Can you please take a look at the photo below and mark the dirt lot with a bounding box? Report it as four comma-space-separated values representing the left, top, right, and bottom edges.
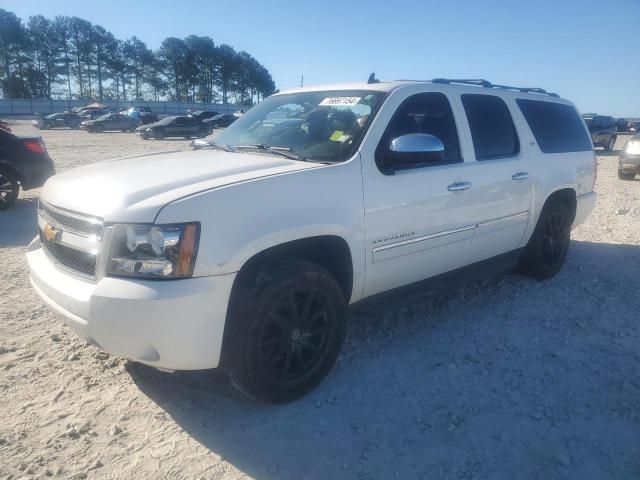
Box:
0, 121, 639, 480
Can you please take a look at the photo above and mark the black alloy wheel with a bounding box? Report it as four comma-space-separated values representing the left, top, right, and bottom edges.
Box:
258, 287, 336, 385
224, 260, 347, 403
0, 169, 19, 210
541, 212, 567, 267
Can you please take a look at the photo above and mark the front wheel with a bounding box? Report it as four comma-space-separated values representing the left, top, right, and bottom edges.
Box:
198, 128, 207, 138
223, 260, 348, 403
154, 128, 165, 139
519, 202, 571, 280
618, 170, 636, 180
94, 125, 104, 133
0, 168, 19, 211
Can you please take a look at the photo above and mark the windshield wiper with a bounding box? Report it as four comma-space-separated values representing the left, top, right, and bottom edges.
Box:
233, 144, 313, 162
200, 140, 236, 152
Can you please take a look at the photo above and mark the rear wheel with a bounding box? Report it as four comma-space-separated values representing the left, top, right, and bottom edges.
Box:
198, 128, 207, 138
519, 201, 571, 280
223, 260, 347, 403
0, 168, 19, 211
605, 136, 616, 151
618, 170, 636, 180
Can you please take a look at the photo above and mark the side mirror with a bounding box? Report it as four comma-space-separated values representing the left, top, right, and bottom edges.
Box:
385, 133, 445, 167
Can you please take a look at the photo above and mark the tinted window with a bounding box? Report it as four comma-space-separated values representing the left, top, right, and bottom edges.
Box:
517, 99, 592, 153
461, 94, 519, 160
380, 92, 462, 165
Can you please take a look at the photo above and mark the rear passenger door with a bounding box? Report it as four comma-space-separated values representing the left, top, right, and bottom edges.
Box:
457, 93, 532, 263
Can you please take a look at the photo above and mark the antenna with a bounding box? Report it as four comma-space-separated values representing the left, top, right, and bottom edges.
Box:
301, 74, 304, 88
367, 73, 379, 84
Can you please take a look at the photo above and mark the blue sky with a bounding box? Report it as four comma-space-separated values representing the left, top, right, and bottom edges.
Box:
3, 0, 639, 116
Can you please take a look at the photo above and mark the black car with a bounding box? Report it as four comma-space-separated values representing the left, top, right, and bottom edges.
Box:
81, 113, 140, 133
189, 110, 219, 121
136, 116, 208, 139
0, 129, 55, 210
32, 112, 82, 130
616, 118, 630, 133
582, 114, 617, 151
202, 113, 242, 132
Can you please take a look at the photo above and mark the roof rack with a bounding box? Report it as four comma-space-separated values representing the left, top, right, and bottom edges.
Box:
414, 78, 560, 98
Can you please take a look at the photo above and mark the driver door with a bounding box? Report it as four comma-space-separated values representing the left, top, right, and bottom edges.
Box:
360, 89, 477, 297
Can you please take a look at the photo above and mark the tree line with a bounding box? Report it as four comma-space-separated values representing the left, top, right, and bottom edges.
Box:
0, 8, 276, 105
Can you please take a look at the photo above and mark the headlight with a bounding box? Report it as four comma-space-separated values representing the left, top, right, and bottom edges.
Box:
106, 223, 199, 279
625, 141, 640, 155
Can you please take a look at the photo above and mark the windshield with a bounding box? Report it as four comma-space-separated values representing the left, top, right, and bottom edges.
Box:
96, 114, 112, 121
156, 116, 175, 125
213, 90, 385, 162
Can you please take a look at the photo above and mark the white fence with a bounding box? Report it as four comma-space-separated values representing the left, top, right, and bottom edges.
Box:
0, 99, 251, 116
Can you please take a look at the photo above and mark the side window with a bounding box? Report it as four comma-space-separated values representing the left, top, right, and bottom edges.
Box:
379, 92, 462, 166
516, 99, 592, 153
461, 94, 519, 160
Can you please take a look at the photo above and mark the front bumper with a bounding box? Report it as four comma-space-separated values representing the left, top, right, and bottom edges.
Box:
573, 191, 597, 228
27, 242, 236, 370
618, 153, 640, 173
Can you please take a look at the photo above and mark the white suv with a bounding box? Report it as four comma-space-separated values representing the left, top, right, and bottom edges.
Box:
27, 78, 597, 402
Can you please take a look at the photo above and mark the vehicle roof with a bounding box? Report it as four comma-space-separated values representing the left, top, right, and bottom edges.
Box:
277, 80, 572, 104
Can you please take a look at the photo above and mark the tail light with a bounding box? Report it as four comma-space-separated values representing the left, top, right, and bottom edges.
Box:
23, 139, 46, 155
592, 151, 598, 191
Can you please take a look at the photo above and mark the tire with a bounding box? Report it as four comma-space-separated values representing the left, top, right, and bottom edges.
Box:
518, 201, 571, 280
198, 128, 207, 138
0, 168, 19, 211
618, 170, 636, 180
154, 128, 165, 139
41, 123, 51, 130
604, 136, 616, 151
223, 260, 347, 403
71, 123, 80, 130
94, 125, 104, 133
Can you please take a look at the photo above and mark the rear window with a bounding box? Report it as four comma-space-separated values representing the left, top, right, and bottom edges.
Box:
517, 99, 592, 153
461, 94, 519, 160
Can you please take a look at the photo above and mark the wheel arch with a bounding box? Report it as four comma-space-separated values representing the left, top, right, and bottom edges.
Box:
230, 235, 354, 305
543, 187, 577, 223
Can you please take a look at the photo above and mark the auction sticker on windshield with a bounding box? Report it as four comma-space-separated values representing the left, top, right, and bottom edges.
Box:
319, 97, 361, 106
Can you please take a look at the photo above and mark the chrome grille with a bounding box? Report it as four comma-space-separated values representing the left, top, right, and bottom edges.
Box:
40, 237, 97, 276
38, 201, 103, 279
39, 201, 103, 239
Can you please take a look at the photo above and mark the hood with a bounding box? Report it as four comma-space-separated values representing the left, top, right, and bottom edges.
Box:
40, 150, 320, 223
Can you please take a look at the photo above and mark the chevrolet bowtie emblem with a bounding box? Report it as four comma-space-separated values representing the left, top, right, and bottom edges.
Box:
43, 223, 59, 242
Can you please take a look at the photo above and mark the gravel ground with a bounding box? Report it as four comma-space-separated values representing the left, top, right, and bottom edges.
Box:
0, 122, 639, 480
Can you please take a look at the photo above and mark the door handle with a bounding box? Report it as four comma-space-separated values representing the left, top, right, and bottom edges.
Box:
512, 172, 530, 181
447, 181, 472, 192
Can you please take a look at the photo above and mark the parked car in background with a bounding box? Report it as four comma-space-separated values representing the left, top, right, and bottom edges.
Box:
202, 112, 242, 132
618, 134, 640, 180
616, 118, 630, 133
32, 112, 82, 130
73, 105, 112, 120
122, 106, 158, 125
136, 116, 208, 139
0, 120, 11, 132
581, 114, 617, 150
28, 78, 597, 402
0, 128, 54, 210
189, 110, 219, 121
81, 113, 139, 133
